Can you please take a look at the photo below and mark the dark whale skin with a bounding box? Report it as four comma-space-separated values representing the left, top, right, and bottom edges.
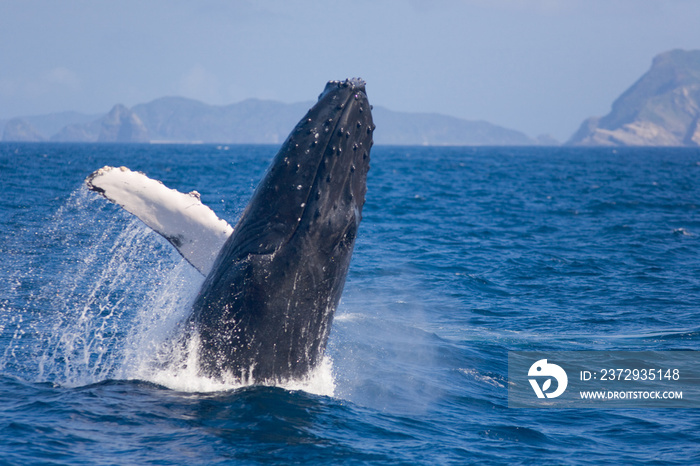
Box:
191, 79, 374, 382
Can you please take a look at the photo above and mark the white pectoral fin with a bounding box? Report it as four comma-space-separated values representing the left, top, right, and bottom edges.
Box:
85, 166, 233, 276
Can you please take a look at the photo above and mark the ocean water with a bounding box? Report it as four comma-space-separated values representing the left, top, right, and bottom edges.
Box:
1, 143, 699, 464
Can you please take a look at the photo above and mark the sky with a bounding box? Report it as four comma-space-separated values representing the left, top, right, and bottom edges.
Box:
1, 0, 699, 141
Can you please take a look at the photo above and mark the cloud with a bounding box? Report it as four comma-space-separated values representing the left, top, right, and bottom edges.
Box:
0, 67, 82, 99
45, 67, 81, 90
173, 64, 224, 103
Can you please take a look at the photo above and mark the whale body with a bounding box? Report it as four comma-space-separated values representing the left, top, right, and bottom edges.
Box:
86, 79, 374, 383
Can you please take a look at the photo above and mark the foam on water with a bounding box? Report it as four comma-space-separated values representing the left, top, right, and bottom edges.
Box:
1, 187, 335, 397
144, 339, 336, 396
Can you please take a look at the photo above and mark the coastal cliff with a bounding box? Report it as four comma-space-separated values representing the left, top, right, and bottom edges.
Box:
568, 49, 700, 146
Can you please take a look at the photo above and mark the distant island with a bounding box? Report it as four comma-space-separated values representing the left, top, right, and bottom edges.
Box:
6, 49, 699, 147
569, 49, 700, 146
1, 97, 545, 146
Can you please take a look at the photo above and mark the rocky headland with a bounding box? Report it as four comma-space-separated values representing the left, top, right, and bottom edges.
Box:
569, 49, 700, 146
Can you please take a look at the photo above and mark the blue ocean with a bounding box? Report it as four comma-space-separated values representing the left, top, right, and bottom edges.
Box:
1, 143, 699, 464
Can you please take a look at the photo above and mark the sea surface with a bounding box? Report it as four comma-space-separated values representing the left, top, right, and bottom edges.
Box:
1, 143, 699, 465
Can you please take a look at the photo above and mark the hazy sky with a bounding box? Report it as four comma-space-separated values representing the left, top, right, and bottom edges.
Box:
1, 0, 699, 140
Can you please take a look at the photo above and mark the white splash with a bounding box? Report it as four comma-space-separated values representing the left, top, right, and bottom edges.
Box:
2, 187, 335, 397
143, 339, 336, 397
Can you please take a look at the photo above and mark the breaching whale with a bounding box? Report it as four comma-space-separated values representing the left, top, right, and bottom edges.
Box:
85, 78, 374, 383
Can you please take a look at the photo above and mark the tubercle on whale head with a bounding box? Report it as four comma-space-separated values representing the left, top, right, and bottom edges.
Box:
227, 78, 374, 258
317, 78, 367, 101
278, 78, 373, 254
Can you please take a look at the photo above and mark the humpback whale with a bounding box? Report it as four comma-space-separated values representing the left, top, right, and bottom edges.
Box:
86, 78, 374, 383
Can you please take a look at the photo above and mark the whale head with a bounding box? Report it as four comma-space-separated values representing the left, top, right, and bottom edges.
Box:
192, 79, 375, 381
228, 78, 373, 259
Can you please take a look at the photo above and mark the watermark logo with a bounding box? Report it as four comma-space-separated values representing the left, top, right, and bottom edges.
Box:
510, 351, 698, 408
528, 359, 568, 398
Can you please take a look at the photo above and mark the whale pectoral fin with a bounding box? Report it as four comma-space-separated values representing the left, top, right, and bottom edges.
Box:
85, 166, 233, 276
